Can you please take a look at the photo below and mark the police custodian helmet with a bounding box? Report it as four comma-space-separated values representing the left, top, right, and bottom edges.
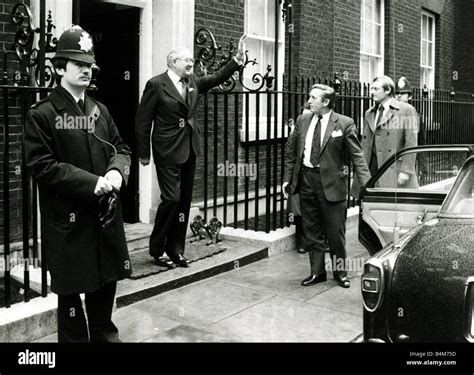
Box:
395, 76, 413, 94
51, 25, 95, 64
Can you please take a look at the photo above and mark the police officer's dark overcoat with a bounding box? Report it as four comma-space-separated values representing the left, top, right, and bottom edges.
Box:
25, 85, 132, 294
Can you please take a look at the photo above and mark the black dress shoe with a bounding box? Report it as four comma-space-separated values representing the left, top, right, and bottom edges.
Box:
297, 248, 308, 254
334, 276, 350, 288
153, 256, 176, 269
169, 254, 189, 268
301, 274, 327, 286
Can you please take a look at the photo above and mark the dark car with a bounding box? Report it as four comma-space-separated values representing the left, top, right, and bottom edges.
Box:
359, 145, 474, 342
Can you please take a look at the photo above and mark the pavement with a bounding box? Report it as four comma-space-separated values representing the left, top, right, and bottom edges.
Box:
36, 226, 370, 343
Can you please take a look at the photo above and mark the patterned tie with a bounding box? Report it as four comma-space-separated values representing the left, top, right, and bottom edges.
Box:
179, 78, 189, 105
310, 115, 323, 167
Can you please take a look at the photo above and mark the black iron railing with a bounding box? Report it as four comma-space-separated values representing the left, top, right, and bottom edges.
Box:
1, 82, 52, 308
196, 76, 474, 234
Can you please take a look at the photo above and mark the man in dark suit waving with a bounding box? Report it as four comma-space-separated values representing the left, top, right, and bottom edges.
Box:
136, 35, 246, 268
283, 84, 370, 288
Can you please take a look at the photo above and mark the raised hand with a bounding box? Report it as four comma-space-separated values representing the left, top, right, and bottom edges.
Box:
235, 34, 247, 64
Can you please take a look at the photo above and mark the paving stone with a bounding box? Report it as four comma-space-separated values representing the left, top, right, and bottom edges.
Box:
207, 295, 362, 342
144, 325, 233, 343
124, 278, 274, 329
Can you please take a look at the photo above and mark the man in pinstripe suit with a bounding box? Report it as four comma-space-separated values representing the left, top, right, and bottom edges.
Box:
135, 35, 246, 268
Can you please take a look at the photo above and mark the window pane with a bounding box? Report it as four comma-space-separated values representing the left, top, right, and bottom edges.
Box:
420, 67, 434, 89
427, 16, 433, 42
427, 42, 433, 66
262, 40, 275, 69
440, 162, 474, 217
421, 40, 426, 65
420, 68, 425, 87
374, 24, 381, 55
247, 0, 265, 36
427, 68, 434, 88
373, 151, 467, 192
360, 21, 366, 52
267, 0, 275, 38
422, 15, 427, 39
371, 56, 382, 78
360, 54, 370, 83
364, 0, 373, 21
374, 0, 382, 23
366, 22, 374, 53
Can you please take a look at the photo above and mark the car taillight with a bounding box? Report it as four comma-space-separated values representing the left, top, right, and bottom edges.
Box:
361, 261, 384, 312
464, 277, 474, 342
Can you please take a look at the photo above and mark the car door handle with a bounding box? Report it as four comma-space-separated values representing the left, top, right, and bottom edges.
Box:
416, 208, 428, 225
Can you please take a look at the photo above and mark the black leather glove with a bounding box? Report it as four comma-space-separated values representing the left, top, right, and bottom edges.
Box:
98, 187, 119, 228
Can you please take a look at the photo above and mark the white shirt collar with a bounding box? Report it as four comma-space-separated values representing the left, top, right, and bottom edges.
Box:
378, 99, 391, 112
319, 110, 332, 123
167, 69, 182, 85
73, 93, 85, 103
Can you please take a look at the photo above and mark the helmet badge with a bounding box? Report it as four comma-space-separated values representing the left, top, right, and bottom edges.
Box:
78, 32, 93, 53
398, 77, 406, 89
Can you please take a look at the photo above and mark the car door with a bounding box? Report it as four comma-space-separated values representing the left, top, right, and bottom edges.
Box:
359, 145, 473, 255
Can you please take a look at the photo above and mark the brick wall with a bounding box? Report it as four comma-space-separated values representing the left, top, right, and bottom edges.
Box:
384, 0, 420, 85
0, 0, 30, 245
333, 0, 361, 81
455, 0, 474, 93
291, 0, 334, 77
436, 0, 456, 90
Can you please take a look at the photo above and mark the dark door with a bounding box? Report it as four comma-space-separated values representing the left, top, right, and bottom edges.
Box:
77, 1, 140, 223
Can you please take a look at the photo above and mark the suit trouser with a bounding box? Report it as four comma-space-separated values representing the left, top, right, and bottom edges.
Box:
150, 153, 196, 258
294, 216, 306, 249
57, 281, 119, 343
299, 168, 347, 278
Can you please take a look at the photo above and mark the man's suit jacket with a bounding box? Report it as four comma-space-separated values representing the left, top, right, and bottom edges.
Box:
351, 98, 419, 196
283, 111, 371, 202
135, 59, 240, 166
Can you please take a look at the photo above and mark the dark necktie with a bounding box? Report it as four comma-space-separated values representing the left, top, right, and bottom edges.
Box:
375, 104, 384, 128
310, 115, 323, 168
370, 105, 384, 174
179, 78, 189, 106
78, 98, 85, 113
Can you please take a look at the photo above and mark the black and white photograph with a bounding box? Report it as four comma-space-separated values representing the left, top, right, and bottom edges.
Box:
0, 0, 473, 371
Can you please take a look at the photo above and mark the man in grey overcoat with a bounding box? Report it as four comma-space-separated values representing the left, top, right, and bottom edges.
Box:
351, 75, 419, 197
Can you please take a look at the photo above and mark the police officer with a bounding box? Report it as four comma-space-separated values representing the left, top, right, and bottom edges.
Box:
25, 26, 132, 342
395, 76, 427, 183
395, 76, 426, 146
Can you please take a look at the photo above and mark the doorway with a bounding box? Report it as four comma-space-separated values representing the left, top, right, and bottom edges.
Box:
75, 1, 140, 223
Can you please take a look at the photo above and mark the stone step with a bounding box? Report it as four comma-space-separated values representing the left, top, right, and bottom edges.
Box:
124, 222, 153, 252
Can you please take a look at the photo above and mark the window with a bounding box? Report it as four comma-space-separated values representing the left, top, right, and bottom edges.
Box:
373, 150, 465, 192
360, 0, 384, 83
420, 11, 435, 89
242, 0, 285, 141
